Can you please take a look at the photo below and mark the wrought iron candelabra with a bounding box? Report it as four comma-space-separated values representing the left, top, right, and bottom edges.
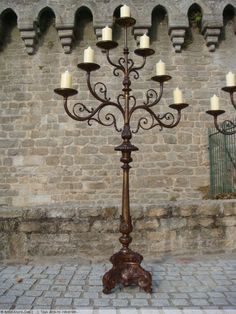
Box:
55, 16, 188, 294
206, 86, 236, 135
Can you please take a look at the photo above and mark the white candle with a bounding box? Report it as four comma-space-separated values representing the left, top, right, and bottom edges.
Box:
140, 33, 150, 49
173, 87, 183, 104
102, 26, 112, 41
226, 71, 235, 86
210, 94, 219, 110
156, 60, 165, 75
84, 47, 94, 63
60, 70, 72, 88
120, 4, 130, 17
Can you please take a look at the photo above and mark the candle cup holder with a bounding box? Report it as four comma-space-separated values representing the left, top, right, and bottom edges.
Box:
77, 62, 100, 72
96, 40, 118, 51
116, 17, 136, 27
134, 48, 155, 57
222, 86, 236, 93
54, 88, 78, 98
207, 81, 236, 134
151, 75, 172, 83
206, 109, 225, 117
169, 103, 189, 111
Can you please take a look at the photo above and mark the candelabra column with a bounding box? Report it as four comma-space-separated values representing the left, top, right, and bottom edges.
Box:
102, 24, 152, 294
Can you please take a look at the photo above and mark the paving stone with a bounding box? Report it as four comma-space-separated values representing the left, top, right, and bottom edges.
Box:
162, 310, 182, 314
33, 284, 50, 291
0, 295, 16, 304
33, 305, 52, 309
86, 286, 102, 292
13, 284, 34, 291
208, 292, 226, 298
210, 298, 230, 305
6, 289, 24, 297
97, 309, 116, 314
172, 298, 190, 306
188, 292, 206, 298
54, 278, 71, 285
225, 292, 236, 298
191, 298, 210, 306
18, 266, 33, 273
130, 299, 149, 306
55, 297, 72, 306
117, 292, 134, 299
227, 297, 236, 305
50, 285, 67, 292
24, 290, 43, 297
68, 285, 84, 292
82, 292, 99, 299
151, 292, 169, 298
44, 267, 62, 275
135, 292, 152, 298
0, 304, 12, 310
14, 304, 33, 310
34, 297, 53, 306
44, 291, 61, 297
112, 299, 129, 307
150, 298, 171, 306
171, 292, 189, 298
38, 279, 53, 285
182, 310, 206, 314
140, 309, 163, 314
73, 298, 90, 306
93, 298, 111, 306
32, 274, 48, 279
119, 308, 138, 314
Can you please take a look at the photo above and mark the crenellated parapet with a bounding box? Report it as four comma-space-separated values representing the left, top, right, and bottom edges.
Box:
0, 0, 235, 55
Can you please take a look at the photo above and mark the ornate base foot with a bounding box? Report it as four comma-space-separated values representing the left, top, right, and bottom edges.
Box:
102, 249, 152, 294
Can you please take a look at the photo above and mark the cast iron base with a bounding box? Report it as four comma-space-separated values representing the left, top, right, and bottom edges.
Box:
102, 248, 152, 294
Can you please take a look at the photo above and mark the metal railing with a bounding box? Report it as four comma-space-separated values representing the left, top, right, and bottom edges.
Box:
208, 119, 236, 198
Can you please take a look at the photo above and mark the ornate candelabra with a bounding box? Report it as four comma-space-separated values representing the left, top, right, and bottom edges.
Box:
55, 15, 188, 294
206, 86, 236, 135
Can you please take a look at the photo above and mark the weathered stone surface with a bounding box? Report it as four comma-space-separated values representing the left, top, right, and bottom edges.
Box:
0, 200, 235, 260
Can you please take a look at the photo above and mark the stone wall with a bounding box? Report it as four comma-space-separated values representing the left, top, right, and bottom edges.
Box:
0, 3, 236, 212
0, 200, 236, 260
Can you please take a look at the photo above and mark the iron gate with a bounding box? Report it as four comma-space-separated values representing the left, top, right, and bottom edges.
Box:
208, 121, 236, 198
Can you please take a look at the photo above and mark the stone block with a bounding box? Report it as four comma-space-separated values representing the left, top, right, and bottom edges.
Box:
60, 221, 90, 233
216, 217, 236, 227
145, 207, 170, 218
160, 217, 187, 230
135, 218, 160, 230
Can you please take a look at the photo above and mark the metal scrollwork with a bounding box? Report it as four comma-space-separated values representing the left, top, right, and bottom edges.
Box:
144, 89, 158, 106
64, 98, 124, 133
132, 107, 179, 134
94, 82, 110, 102
106, 50, 124, 77
215, 119, 236, 136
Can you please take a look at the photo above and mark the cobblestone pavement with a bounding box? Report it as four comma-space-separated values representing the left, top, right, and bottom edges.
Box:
0, 254, 235, 313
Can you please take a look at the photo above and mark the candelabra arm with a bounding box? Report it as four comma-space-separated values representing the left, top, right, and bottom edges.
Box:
131, 104, 187, 134
128, 56, 146, 79
230, 92, 236, 110
143, 84, 164, 108
206, 109, 236, 135
63, 97, 92, 122
62, 96, 124, 133
86, 72, 110, 103
106, 50, 125, 76
213, 116, 236, 135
